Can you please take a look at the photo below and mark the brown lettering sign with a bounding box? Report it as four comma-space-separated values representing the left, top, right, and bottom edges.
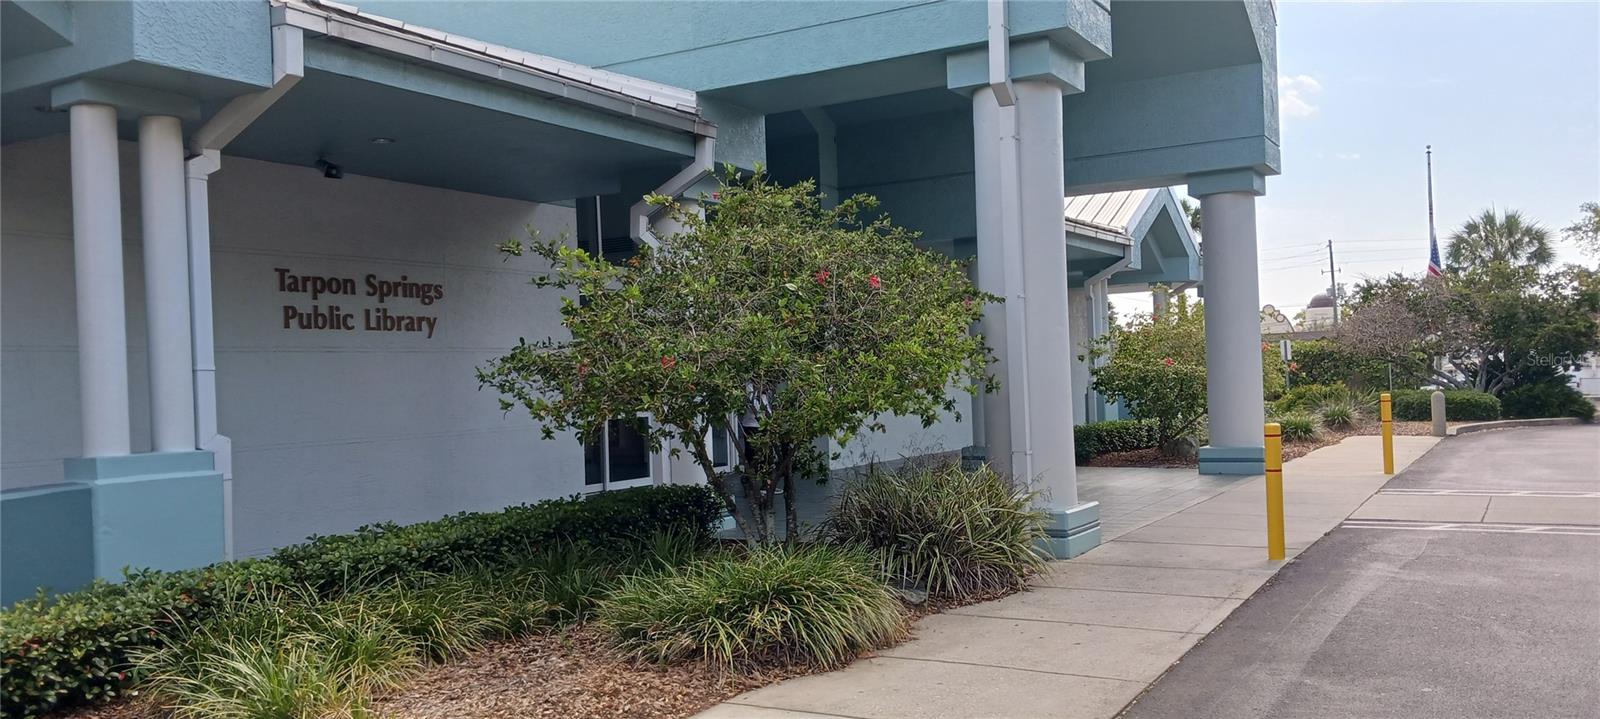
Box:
275, 267, 441, 338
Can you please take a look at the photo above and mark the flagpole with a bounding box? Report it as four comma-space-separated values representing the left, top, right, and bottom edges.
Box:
1426, 145, 1437, 247
1426, 145, 1444, 277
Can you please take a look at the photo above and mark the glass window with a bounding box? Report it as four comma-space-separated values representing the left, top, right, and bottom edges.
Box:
710, 426, 731, 469
583, 428, 605, 486
582, 415, 653, 489
607, 417, 651, 482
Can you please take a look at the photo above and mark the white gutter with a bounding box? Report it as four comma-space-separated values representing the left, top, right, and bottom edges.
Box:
1082, 243, 1134, 422
630, 134, 715, 246
185, 24, 305, 559
987, 0, 1035, 482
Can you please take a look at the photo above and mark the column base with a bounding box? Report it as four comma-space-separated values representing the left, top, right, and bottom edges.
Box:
1037, 501, 1101, 559
1198, 445, 1265, 475
65, 451, 225, 579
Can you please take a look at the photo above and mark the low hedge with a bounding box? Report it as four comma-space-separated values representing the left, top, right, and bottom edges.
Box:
0, 485, 722, 719
1074, 419, 1160, 464
1501, 382, 1596, 421
1390, 389, 1500, 422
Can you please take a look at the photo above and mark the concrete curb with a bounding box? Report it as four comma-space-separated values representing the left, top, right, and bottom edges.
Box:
1448, 417, 1582, 436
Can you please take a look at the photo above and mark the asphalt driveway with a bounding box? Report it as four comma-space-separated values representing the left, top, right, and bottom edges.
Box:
1119, 426, 1600, 719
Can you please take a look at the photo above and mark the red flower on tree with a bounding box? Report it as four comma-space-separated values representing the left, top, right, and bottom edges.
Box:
869, 275, 882, 290
815, 270, 830, 285
1162, 357, 1175, 366
1289, 361, 1300, 372
661, 356, 677, 369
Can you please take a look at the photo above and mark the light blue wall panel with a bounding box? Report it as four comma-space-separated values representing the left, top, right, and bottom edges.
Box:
1, 483, 92, 606
356, 0, 1110, 94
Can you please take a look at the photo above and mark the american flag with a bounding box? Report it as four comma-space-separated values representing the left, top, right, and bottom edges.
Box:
1427, 231, 1444, 277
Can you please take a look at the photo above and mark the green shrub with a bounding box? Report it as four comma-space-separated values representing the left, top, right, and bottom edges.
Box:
1073, 419, 1160, 464
1316, 399, 1361, 430
273, 484, 723, 593
598, 545, 907, 670
1501, 382, 1596, 421
1276, 412, 1320, 442
0, 485, 722, 719
1273, 383, 1349, 414
822, 463, 1047, 601
1390, 389, 1501, 421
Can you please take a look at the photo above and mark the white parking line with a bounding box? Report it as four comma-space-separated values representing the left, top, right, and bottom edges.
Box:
1340, 520, 1600, 536
1377, 489, 1600, 498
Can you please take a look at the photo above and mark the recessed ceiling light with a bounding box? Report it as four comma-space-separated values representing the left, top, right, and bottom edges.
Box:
369, 137, 397, 145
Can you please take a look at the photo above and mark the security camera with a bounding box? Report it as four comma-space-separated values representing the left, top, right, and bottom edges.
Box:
315, 156, 343, 180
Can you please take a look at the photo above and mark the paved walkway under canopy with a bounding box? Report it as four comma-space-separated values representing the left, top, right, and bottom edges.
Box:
696, 435, 1441, 719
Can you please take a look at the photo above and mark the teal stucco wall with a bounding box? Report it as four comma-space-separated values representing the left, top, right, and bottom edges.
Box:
1, 483, 92, 606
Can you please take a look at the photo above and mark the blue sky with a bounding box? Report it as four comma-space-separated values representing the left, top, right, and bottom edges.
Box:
1117, 0, 1600, 317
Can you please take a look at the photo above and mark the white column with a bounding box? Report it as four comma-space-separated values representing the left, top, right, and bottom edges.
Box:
139, 115, 197, 452
970, 85, 1012, 475
70, 103, 132, 457
1014, 79, 1077, 508
1199, 192, 1265, 448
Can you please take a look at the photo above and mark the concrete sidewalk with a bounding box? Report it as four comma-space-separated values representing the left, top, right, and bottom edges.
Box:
694, 435, 1440, 719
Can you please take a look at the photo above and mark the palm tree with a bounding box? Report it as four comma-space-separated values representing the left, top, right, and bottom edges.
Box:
1446, 208, 1554, 271
1179, 198, 1202, 236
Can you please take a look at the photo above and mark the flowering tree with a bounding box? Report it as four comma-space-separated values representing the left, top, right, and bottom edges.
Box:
1089, 295, 1287, 450
1088, 295, 1208, 449
479, 168, 996, 545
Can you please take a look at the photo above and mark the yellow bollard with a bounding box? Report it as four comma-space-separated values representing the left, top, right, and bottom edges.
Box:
1264, 422, 1285, 561
1380, 392, 1395, 475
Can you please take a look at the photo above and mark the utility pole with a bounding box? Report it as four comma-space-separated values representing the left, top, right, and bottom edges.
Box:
1320, 239, 1339, 328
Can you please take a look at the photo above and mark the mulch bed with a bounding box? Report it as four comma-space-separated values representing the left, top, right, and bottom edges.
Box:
1086, 420, 1454, 468
57, 586, 1021, 719
368, 627, 805, 719
55, 629, 805, 719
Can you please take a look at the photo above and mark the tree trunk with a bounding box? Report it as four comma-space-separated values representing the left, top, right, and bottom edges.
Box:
779, 443, 799, 548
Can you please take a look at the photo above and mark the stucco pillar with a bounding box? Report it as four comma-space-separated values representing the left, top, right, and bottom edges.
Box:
1014, 79, 1078, 508
69, 103, 132, 457
970, 85, 1013, 477
1197, 188, 1267, 474
139, 115, 197, 452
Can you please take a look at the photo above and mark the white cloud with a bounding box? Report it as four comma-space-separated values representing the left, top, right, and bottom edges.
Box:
1279, 74, 1323, 120
1334, 152, 1361, 160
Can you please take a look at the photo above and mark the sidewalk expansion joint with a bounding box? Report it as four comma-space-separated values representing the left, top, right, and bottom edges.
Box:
724, 701, 873, 719
941, 611, 1206, 635
872, 654, 1144, 684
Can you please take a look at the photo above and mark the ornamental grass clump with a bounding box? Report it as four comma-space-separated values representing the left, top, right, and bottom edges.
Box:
822, 462, 1048, 601
1316, 398, 1361, 430
1276, 412, 1320, 442
597, 545, 907, 671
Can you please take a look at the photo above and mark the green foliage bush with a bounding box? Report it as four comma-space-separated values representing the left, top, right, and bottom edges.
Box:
0, 485, 722, 719
1390, 389, 1501, 422
1272, 383, 1349, 414
822, 463, 1047, 601
138, 572, 536, 719
482, 170, 995, 545
1275, 413, 1320, 442
1501, 382, 1596, 421
598, 545, 908, 670
1072, 419, 1161, 464
1317, 400, 1360, 430
273, 484, 723, 593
